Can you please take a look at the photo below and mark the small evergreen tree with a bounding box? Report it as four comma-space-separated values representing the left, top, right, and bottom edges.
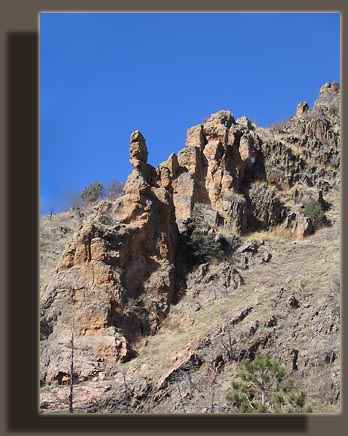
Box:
226, 353, 312, 413
80, 182, 104, 205
183, 205, 224, 265
187, 225, 223, 264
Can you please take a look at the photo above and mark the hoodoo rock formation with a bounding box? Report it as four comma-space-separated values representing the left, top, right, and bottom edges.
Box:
40, 83, 340, 412
41, 130, 179, 384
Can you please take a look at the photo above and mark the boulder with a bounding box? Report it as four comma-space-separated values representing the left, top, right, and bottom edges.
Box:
283, 209, 314, 240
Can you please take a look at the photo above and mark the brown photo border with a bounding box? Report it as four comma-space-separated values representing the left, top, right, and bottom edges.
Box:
0, 1, 346, 435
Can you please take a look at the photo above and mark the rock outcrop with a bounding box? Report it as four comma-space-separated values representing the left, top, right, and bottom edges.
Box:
40, 131, 178, 384
156, 110, 284, 234
283, 211, 314, 240
267, 82, 340, 190
158, 83, 339, 235
40, 82, 340, 392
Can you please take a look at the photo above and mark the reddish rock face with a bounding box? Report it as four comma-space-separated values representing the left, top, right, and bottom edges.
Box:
162, 83, 339, 234
41, 83, 340, 386
41, 131, 179, 384
155, 109, 286, 233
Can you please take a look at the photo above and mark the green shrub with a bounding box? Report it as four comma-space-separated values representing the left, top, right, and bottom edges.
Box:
303, 199, 329, 230
187, 228, 223, 264
182, 205, 225, 265
226, 353, 312, 413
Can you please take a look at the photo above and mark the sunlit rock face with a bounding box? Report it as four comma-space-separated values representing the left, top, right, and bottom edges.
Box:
40, 130, 178, 384
40, 83, 340, 387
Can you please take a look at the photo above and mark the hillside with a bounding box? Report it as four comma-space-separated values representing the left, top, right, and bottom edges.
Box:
40, 82, 341, 414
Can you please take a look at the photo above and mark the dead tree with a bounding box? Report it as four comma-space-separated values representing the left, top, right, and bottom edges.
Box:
175, 379, 187, 413
220, 326, 236, 361
68, 315, 75, 413
68, 288, 76, 413
108, 368, 132, 413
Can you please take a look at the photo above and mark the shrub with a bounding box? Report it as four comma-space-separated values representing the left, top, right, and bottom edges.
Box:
187, 228, 223, 264
80, 182, 105, 205
303, 199, 329, 230
182, 205, 225, 265
226, 353, 312, 413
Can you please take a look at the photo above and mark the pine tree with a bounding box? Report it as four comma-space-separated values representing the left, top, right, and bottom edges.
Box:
226, 353, 313, 413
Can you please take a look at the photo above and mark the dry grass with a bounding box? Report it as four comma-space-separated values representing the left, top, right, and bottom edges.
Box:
251, 226, 293, 243
40, 210, 83, 289
40, 186, 341, 413
123, 191, 340, 394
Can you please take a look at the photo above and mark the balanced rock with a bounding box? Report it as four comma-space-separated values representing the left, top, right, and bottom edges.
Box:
130, 130, 148, 168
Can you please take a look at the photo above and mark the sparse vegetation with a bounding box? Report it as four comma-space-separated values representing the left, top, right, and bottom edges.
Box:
269, 119, 290, 133
226, 353, 313, 413
81, 181, 105, 204
297, 283, 307, 295
302, 108, 323, 121
79, 178, 123, 207
105, 178, 124, 201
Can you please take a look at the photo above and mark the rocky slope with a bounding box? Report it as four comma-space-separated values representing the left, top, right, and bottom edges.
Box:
40, 82, 341, 413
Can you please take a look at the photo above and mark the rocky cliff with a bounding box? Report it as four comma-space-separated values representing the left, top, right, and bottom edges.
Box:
41, 130, 179, 384
40, 82, 340, 413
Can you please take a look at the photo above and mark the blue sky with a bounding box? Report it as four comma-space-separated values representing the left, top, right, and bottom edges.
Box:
40, 12, 340, 214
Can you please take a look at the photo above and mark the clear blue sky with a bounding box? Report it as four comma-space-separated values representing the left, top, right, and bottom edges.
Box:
40, 12, 340, 214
